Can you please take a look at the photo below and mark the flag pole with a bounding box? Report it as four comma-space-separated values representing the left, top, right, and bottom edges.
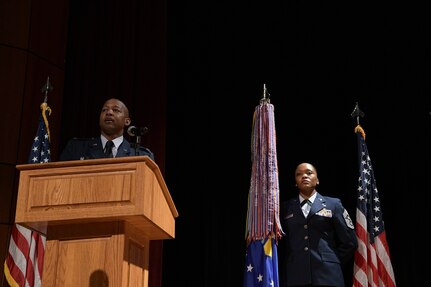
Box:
41, 76, 53, 103
351, 103, 397, 287
351, 102, 365, 139
4, 78, 53, 287
350, 101, 364, 125
261, 83, 270, 103
244, 85, 282, 287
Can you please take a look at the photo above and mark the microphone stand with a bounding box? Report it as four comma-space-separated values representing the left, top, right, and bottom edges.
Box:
127, 126, 148, 156
134, 135, 141, 156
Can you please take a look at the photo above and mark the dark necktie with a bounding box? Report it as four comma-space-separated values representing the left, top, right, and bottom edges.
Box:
104, 140, 114, 158
300, 199, 311, 207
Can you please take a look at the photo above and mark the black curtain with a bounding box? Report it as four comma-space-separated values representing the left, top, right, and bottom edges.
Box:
61, 0, 166, 165
62, 1, 429, 286
165, 1, 429, 286
60, 1, 166, 286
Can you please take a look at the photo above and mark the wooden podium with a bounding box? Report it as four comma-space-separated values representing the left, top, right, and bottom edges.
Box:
15, 156, 178, 287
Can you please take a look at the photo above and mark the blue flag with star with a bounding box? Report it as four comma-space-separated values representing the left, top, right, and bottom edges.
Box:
244, 238, 279, 287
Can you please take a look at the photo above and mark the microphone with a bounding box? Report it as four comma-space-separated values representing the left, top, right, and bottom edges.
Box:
127, 125, 148, 137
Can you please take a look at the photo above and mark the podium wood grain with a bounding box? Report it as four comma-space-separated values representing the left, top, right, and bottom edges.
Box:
15, 156, 178, 287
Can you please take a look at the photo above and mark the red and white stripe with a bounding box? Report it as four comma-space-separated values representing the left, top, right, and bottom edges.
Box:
353, 210, 396, 287
4, 224, 46, 287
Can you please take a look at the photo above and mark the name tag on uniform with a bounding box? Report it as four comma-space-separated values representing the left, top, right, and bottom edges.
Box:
285, 213, 294, 219
316, 208, 332, 218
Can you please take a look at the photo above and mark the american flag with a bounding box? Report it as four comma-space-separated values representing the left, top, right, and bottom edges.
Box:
4, 102, 51, 287
243, 97, 282, 287
353, 129, 396, 287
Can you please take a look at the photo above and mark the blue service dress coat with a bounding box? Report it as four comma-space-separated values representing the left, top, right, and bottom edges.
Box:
279, 192, 357, 287
59, 137, 154, 161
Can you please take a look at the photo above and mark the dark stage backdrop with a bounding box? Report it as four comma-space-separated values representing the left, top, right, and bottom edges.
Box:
60, 1, 167, 287
164, 1, 429, 287
60, 0, 167, 168
61, 1, 429, 287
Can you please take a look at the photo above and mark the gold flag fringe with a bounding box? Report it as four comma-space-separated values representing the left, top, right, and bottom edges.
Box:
40, 102, 51, 141
354, 124, 365, 140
